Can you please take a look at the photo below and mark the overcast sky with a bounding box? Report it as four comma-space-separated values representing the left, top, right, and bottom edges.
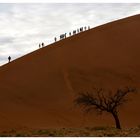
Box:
0, 3, 140, 65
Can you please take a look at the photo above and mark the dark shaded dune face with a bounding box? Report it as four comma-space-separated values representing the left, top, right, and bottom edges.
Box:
0, 14, 140, 131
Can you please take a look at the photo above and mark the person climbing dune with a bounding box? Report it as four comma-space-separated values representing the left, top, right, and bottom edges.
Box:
54, 37, 57, 42
42, 42, 44, 47
39, 43, 41, 48
8, 56, 11, 63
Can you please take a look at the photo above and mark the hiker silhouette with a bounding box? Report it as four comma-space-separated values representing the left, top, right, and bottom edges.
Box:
60, 34, 65, 40
54, 37, 57, 42
77, 29, 79, 33
84, 26, 87, 30
39, 44, 41, 48
64, 33, 67, 38
8, 56, 11, 63
42, 42, 44, 47
73, 30, 76, 35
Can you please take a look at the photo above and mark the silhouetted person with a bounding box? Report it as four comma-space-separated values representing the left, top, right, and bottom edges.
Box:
77, 29, 79, 33
42, 42, 44, 47
69, 32, 71, 36
80, 27, 83, 32
73, 30, 76, 35
60, 34, 65, 40
39, 43, 41, 48
84, 26, 87, 31
8, 56, 11, 63
64, 33, 67, 38
54, 37, 57, 42
88, 26, 90, 30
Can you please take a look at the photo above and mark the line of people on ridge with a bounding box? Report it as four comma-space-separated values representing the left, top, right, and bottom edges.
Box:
8, 42, 45, 63
38, 25, 90, 48
56, 26, 90, 42
8, 26, 90, 63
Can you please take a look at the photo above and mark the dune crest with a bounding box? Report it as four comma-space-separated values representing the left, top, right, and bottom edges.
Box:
0, 14, 140, 130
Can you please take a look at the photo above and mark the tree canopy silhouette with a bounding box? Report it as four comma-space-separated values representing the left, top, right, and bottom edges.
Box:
74, 87, 136, 129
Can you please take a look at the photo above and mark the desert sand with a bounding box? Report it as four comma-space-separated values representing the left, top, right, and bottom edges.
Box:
0, 14, 140, 131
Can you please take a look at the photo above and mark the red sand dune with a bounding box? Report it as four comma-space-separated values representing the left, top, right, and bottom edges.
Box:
0, 14, 140, 131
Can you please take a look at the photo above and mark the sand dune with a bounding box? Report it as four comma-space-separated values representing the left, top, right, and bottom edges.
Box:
0, 14, 140, 131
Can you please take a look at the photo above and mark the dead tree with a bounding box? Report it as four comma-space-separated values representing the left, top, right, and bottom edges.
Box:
74, 87, 136, 129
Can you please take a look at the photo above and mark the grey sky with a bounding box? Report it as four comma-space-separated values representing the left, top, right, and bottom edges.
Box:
0, 3, 140, 65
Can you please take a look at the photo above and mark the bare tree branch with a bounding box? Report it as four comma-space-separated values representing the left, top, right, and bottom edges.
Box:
74, 86, 136, 129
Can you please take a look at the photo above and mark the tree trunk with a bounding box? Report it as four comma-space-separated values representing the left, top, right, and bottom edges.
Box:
112, 112, 121, 129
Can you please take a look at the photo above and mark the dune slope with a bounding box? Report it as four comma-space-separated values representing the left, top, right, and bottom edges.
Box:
0, 14, 140, 130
